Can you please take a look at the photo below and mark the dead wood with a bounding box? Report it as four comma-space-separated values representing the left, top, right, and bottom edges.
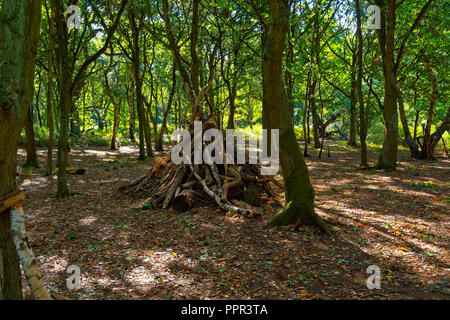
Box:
119, 102, 282, 218
0, 190, 25, 215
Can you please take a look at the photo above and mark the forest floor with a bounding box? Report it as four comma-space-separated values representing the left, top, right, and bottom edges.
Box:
16, 141, 449, 300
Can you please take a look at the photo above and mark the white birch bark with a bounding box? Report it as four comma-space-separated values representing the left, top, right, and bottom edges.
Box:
10, 206, 52, 300
189, 165, 253, 215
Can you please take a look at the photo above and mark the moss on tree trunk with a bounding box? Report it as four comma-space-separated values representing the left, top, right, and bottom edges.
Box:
261, 0, 329, 233
0, 0, 42, 299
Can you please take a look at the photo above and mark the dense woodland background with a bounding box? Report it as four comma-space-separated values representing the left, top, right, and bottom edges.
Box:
14, 0, 450, 170
0, 0, 448, 300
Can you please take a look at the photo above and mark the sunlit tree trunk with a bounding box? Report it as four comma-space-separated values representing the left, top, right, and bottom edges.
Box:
190, 0, 200, 108
128, 66, 136, 143
398, 89, 420, 158
157, 63, 177, 151
50, 0, 72, 197
349, 70, 357, 146
375, 0, 398, 170
303, 70, 310, 148
262, 0, 328, 232
104, 51, 120, 150
420, 49, 438, 159
356, 0, 367, 167
310, 80, 320, 148
46, 6, 55, 176
129, 6, 150, 159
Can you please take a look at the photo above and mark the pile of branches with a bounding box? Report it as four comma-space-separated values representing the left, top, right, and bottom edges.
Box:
120, 116, 283, 218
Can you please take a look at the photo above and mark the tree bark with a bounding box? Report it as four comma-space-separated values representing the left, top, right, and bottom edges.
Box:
348, 70, 357, 146
420, 49, 438, 159
398, 89, 420, 158
430, 107, 450, 155
46, 5, 55, 175
23, 103, 39, 168
375, 0, 398, 170
128, 7, 149, 159
128, 66, 136, 142
355, 0, 368, 167
190, 0, 200, 100
156, 63, 177, 151
10, 206, 52, 300
310, 80, 320, 148
52, 0, 127, 196
0, 0, 42, 299
104, 50, 120, 150
303, 70, 311, 150
262, 0, 328, 232
51, 0, 72, 197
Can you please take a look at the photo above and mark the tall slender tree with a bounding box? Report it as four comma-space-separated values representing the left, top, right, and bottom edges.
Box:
260, 0, 329, 232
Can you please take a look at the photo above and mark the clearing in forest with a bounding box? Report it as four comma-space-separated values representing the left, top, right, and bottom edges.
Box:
16, 142, 449, 300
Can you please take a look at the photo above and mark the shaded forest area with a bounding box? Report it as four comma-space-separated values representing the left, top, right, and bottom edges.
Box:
0, 0, 449, 300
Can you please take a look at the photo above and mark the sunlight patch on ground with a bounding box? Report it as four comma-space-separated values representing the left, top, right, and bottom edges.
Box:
79, 216, 98, 226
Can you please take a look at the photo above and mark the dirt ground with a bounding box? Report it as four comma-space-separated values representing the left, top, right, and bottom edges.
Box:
16, 141, 449, 300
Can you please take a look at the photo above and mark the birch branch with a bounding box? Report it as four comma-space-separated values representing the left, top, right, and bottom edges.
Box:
188, 165, 253, 215
10, 205, 52, 300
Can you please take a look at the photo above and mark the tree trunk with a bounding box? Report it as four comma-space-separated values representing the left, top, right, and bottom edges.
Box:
34, 76, 43, 128
310, 80, 320, 148
420, 49, 438, 159
0, 0, 42, 299
413, 110, 420, 140
51, 0, 72, 198
285, 21, 295, 124
70, 105, 81, 137
104, 52, 120, 150
46, 8, 55, 175
56, 85, 72, 198
10, 206, 52, 300
348, 71, 357, 146
226, 85, 237, 130
303, 70, 310, 150
24, 103, 39, 168
262, 0, 328, 232
376, 0, 398, 170
190, 0, 200, 114
430, 107, 450, 155
128, 66, 136, 143
129, 7, 149, 159
356, 0, 368, 167
398, 89, 420, 158
157, 63, 177, 151
111, 103, 120, 150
